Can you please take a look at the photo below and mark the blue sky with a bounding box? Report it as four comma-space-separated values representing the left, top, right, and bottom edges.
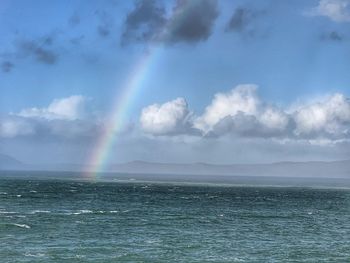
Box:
1, 0, 350, 165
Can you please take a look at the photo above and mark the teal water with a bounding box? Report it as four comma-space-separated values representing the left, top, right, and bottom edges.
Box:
1, 177, 350, 262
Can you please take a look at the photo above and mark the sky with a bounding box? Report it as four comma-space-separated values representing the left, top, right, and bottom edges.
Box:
1, 0, 350, 166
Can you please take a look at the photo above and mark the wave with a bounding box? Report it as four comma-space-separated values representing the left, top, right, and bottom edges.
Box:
11, 223, 31, 229
29, 210, 51, 214
24, 252, 45, 257
61, 210, 120, 215
0, 211, 16, 214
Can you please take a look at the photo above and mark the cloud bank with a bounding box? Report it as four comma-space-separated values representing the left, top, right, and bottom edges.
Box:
2, 86, 350, 145
0, 95, 97, 139
140, 84, 350, 142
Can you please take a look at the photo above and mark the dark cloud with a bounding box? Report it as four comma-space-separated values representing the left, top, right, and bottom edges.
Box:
1, 61, 14, 73
321, 31, 344, 41
166, 0, 219, 44
68, 12, 80, 27
226, 7, 264, 36
95, 10, 114, 38
121, 0, 166, 45
97, 25, 111, 37
17, 40, 58, 65
227, 8, 251, 32
70, 35, 85, 45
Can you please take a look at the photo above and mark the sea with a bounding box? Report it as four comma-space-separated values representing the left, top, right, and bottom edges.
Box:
1, 172, 350, 262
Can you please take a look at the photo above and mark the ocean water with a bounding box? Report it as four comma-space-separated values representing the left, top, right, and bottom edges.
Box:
1, 177, 350, 262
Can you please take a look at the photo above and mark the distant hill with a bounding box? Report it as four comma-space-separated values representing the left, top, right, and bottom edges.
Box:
109, 160, 350, 178
0, 154, 25, 170
0, 153, 349, 179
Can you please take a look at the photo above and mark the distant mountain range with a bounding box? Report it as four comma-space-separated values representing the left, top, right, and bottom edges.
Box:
1, 153, 349, 178
0, 154, 26, 170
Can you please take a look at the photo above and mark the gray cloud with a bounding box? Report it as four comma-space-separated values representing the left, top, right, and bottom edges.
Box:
207, 113, 293, 139
165, 0, 219, 44
95, 10, 114, 38
226, 7, 264, 36
227, 8, 251, 32
68, 12, 80, 27
18, 41, 58, 65
121, 0, 166, 45
1, 61, 14, 73
121, 0, 218, 45
320, 31, 344, 41
16, 39, 58, 65
70, 35, 85, 45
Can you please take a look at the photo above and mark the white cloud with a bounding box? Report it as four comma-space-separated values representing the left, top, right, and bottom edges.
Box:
140, 85, 350, 141
307, 0, 350, 22
294, 93, 350, 137
140, 98, 193, 135
0, 95, 98, 139
18, 95, 87, 120
194, 85, 289, 136
260, 107, 289, 131
194, 84, 260, 133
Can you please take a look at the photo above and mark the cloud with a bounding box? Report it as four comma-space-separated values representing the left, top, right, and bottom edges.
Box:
140, 85, 350, 141
165, 0, 219, 44
95, 10, 114, 38
0, 117, 35, 138
1, 61, 14, 73
306, 0, 350, 22
194, 85, 260, 132
226, 8, 255, 32
194, 85, 290, 137
225, 6, 266, 38
0, 95, 101, 139
320, 31, 344, 41
121, 0, 219, 45
140, 97, 195, 135
17, 39, 58, 65
121, 0, 166, 44
68, 12, 80, 27
293, 93, 350, 138
17, 95, 88, 121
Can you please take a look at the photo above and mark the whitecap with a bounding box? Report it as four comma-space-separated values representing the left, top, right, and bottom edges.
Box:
12, 223, 31, 229
30, 210, 51, 214
79, 209, 93, 213
24, 252, 45, 257
72, 209, 93, 215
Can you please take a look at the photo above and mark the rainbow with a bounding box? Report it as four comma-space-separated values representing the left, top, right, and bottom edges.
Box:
85, 47, 161, 178
85, 2, 195, 179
